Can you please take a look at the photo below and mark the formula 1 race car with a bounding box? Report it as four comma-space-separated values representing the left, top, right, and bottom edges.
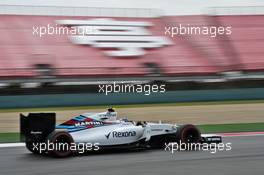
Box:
20, 108, 222, 157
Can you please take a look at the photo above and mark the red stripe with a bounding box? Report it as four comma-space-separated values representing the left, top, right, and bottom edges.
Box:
218, 131, 264, 137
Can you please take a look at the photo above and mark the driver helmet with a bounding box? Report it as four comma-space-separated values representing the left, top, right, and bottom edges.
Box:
107, 107, 115, 113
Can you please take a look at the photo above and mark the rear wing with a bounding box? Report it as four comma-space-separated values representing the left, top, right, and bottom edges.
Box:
20, 113, 56, 142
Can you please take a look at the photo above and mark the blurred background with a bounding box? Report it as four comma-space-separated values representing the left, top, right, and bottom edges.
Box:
1, 2, 264, 175
0, 0, 264, 108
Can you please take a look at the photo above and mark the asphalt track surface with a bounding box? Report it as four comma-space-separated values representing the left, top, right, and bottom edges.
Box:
0, 136, 263, 175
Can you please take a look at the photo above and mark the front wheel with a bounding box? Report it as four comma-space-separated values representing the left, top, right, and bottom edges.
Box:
176, 124, 201, 144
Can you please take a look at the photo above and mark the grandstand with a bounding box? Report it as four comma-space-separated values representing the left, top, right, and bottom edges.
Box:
0, 5, 263, 84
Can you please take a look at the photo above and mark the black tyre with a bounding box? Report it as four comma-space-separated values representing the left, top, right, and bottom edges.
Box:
47, 131, 74, 158
176, 124, 201, 144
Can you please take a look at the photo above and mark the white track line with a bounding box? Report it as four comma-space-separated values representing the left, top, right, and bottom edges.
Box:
1, 132, 264, 148
0, 143, 25, 148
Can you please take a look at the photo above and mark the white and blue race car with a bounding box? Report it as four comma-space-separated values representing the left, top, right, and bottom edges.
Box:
20, 108, 222, 157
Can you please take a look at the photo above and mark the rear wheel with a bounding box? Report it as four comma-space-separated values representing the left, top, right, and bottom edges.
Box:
47, 131, 74, 158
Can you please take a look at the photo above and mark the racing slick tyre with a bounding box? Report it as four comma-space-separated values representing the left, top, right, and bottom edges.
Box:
176, 124, 201, 149
47, 131, 74, 158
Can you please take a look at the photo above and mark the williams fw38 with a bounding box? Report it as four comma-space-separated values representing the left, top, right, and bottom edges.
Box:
20, 108, 222, 157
